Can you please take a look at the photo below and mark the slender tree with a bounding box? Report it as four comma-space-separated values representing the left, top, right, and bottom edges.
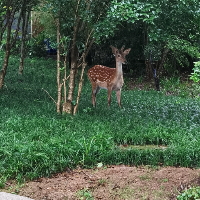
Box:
0, 0, 19, 89
19, 0, 32, 75
0, 0, 39, 89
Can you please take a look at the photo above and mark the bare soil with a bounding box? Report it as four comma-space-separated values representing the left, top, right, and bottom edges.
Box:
3, 165, 200, 200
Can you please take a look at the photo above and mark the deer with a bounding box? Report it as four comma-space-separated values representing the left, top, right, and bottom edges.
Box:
87, 45, 131, 108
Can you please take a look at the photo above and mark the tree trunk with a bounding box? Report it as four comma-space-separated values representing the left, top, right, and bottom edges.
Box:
10, 8, 23, 49
158, 47, 169, 78
72, 37, 94, 115
62, 51, 69, 114
0, 0, 24, 89
0, 47, 11, 89
56, 17, 62, 114
0, 4, 14, 89
151, 47, 169, 91
145, 60, 154, 80
73, 53, 86, 115
0, 16, 7, 47
65, 18, 80, 114
19, 9, 31, 75
63, 54, 67, 103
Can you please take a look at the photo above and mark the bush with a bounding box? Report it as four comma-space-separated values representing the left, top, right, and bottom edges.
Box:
177, 186, 200, 200
190, 59, 200, 83
26, 33, 47, 58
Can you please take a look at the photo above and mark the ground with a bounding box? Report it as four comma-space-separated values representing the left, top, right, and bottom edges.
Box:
2, 76, 200, 200
3, 165, 200, 200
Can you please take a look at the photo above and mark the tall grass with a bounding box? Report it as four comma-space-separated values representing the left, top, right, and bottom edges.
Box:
1, 52, 200, 185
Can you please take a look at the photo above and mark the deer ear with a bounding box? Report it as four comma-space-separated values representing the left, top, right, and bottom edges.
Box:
124, 48, 131, 55
110, 45, 118, 54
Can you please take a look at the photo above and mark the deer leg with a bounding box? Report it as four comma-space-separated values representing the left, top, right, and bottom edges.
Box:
91, 91, 96, 107
116, 89, 121, 108
93, 86, 100, 107
92, 85, 100, 107
95, 86, 100, 96
107, 87, 112, 107
91, 83, 97, 107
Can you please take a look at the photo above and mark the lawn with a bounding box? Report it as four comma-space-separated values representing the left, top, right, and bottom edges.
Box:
1, 54, 200, 186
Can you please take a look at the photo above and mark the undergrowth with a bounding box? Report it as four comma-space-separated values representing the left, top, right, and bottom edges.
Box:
0, 52, 200, 186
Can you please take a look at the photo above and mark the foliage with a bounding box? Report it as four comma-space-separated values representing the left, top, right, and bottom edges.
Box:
147, 0, 200, 69
37, 0, 116, 46
26, 33, 47, 58
108, 0, 159, 24
190, 59, 200, 83
76, 188, 94, 200
144, 43, 162, 61
92, 0, 200, 77
111, 0, 200, 68
0, 0, 7, 37
177, 186, 200, 200
166, 36, 200, 70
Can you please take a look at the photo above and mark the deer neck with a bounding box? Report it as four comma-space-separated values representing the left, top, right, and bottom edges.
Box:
115, 61, 123, 76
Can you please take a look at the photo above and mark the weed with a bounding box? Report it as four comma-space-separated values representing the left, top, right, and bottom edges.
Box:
83, 107, 92, 113
162, 178, 168, 182
160, 185, 165, 190
118, 186, 135, 200
109, 186, 135, 200
139, 174, 151, 181
76, 136, 96, 166
98, 178, 107, 186
137, 75, 143, 83
76, 188, 94, 200
152, 188, 168, 199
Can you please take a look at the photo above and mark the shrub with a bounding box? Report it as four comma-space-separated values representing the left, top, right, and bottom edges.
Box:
190, 59, 200, 83
177, 186, 200, 200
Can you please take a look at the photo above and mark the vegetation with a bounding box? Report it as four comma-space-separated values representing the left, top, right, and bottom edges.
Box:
191, 60, 200, 83
0, 0, 38, 88
177, 186, 200, 200
76, 189, 94, 200
2, 0, 200, 113
1, 2, 200, 200
1, 54, 200, 188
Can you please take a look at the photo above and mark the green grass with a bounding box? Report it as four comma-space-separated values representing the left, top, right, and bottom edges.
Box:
1, 52, 200, 185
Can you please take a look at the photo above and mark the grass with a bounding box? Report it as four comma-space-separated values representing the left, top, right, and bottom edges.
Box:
110, 186, 135, 200
1, 52, 200, 185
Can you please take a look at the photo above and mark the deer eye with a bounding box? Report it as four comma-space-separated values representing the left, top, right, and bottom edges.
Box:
118, 55, 120, 57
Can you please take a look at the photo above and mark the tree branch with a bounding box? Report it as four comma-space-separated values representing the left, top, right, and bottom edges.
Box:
42, 88, 57, 105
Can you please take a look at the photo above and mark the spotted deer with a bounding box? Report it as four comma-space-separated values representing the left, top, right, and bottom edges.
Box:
87, 45, 131, 108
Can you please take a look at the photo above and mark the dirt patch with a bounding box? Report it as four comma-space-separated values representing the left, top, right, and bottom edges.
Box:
3, 165, 200, 200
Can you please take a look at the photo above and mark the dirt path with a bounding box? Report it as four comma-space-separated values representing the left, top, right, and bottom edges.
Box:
3, 165, 200, 200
